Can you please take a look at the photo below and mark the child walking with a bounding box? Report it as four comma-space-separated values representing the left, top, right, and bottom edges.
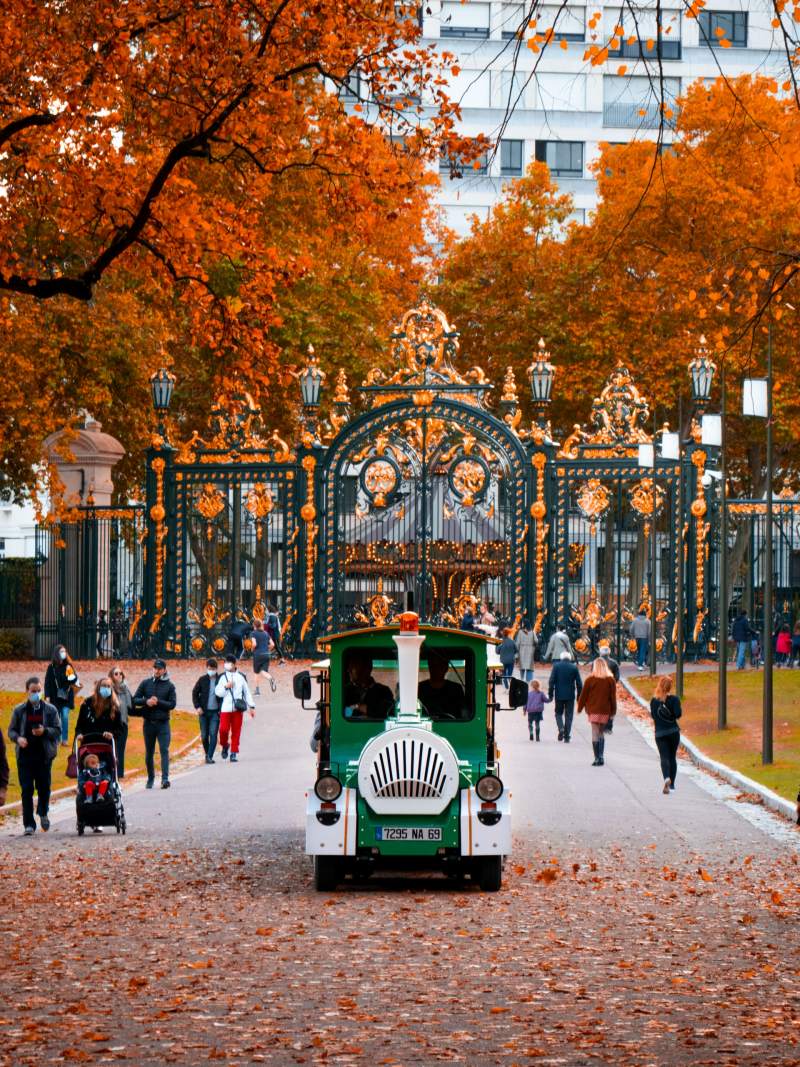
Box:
524, 680, 551, 742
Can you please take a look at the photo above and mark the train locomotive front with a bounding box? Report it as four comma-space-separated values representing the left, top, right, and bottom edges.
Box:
293, 612, 528, 891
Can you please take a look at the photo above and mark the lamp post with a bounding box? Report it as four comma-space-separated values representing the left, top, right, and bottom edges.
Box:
688, 336, 716, 689
299, 344, 325, 445
661, 407, 683, 696
149, 367, 176, 437
528, 338, 555, 428
636, 430, 658, 676
743, 330, 774, 764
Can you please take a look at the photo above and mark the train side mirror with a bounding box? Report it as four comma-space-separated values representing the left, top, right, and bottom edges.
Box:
293, 670, 312, 704
508, 677, 528, 709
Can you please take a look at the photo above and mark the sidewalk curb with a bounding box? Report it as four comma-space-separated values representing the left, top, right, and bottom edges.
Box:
0, 733, 202, 817
621, 677, 796, 822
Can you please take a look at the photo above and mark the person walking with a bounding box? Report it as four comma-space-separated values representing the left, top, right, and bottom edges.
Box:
43, 644, 81, 747
524, 680, 550, 741
7, 677, 61, 834
226, 617, 252, 661
547, 650, 582, 743
0, 723, 9, 808
251, 619, 277, 695
266, 604, 285, 663
460, 604, 476, 631
96, 609, 110, 657
192, 658, 221, 764
497, 629, 517, 692
776, 624, 792, 667
215, 655, 255, 763
598, 643, 620, 682
516, 620, 537, 682
132, 659, 177, 789
543, 626, 572, 662
629, 610, 651, 671
576, 657, 617, 766
110, 667, 132, 777
650, 675, 682, 793
597, 643, 619, 734
74, 677, 125, 748
732, 609, 752, 670
792, 620, 800, 668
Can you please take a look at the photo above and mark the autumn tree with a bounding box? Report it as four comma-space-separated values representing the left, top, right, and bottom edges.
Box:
0, 0, 477, 498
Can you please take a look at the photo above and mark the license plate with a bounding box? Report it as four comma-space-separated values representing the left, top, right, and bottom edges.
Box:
375, 827, 442, 842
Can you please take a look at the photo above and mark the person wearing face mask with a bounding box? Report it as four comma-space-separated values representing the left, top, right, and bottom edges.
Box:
44, 644, 81, 747
214, 655, 255, 763
192, 658, 221, 764
132, 659, 177, 789
7, 677, 61, 835
74, 677, 124, 749
110, 667, 132, 777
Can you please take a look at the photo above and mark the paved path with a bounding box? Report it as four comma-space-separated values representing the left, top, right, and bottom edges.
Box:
2, 662, 798, 1065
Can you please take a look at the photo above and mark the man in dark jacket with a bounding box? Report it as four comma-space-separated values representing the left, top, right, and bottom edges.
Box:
0, 724, 10, 808
732, 610, 752, 670
132, 659, 177, 789
7, 676, 62, 834
192, 658, 220, 764
548, 651, 582, 743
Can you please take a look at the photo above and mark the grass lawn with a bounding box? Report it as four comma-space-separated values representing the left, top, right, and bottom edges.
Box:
632, 670, 800, 803
0, 692, 200, 806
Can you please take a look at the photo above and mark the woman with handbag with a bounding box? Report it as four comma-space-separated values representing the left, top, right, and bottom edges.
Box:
214, 655, 255, 763
110, 667, 132, 777
44, 644, 81, 747
650, 675, 682, 794
74, 677, 124, 752
576, 657, 616, 766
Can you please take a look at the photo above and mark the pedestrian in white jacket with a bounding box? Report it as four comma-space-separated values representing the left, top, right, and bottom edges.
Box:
214, 655, 255, 763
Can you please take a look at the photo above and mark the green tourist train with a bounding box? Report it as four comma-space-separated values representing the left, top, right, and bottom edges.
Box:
293, 612, 528, 891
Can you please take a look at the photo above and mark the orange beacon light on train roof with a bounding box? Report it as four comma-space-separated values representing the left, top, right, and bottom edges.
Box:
398, 611, 419, 633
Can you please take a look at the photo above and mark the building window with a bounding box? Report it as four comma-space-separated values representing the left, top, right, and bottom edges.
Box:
698, 10, 747, 47
440, 1, 491, 38
539, 5, 585, 41
501, 2, 526, 39
603, 75, 681, 129
439, 149, 489, 177
340, 71, 361, 100
610, 37, 681, 59
535, 140, 583, 177
500, 139, 524, 176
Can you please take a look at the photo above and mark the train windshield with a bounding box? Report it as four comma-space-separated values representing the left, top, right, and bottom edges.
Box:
340, 644, 475, 722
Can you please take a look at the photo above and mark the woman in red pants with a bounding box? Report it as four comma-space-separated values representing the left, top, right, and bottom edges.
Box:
214, 656, 255, 763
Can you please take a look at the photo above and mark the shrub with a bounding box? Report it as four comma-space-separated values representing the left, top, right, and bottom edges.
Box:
0, 629, 32, 659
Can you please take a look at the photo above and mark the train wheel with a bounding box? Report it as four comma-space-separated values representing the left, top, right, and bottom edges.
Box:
477, 856, 502, 892
314, 855, 341, 892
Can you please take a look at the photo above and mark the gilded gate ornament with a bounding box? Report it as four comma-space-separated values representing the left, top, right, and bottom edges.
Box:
450, 458, 488, 507
244, 483, 275, 540
576, 479, 611, 535
196, 484, 226, 542
362, 458, 398, 508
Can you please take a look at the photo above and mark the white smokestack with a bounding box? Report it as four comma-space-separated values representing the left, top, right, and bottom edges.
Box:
393, 615, 424, 719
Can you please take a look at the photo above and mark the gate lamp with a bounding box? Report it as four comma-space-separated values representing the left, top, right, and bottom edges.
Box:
300, 344, 324, 409
149, 367, 176, 413
688, 336, 715, 411
528, 338, 555, 424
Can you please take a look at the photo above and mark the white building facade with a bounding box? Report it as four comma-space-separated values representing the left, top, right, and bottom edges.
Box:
417, 0, 783, 234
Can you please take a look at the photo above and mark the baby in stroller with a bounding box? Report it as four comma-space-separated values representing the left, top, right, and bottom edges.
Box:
75, 735, 126, 835
78, 752, 112, 802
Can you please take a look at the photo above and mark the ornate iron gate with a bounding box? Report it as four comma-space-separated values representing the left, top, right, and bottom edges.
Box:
318, 307, 528, 633
38, 300, 734, 660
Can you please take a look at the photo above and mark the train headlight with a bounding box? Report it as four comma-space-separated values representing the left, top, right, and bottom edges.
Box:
475, 775, 503, 802
314, 775, 342, 802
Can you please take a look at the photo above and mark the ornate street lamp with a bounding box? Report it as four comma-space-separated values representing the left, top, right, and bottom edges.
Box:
149, 367, 176, 438
528, 338, 555, 426
688, 336, 716, 411
299, 344, 324, 409
150, 367, 176, 412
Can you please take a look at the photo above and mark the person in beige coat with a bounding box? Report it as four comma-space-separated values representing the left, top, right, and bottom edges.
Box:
577, 658, 617, 766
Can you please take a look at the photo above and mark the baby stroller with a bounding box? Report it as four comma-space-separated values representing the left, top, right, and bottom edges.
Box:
75, 733, 126, 836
